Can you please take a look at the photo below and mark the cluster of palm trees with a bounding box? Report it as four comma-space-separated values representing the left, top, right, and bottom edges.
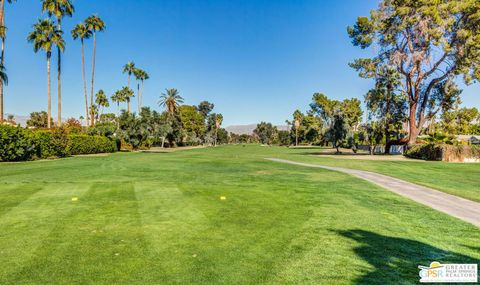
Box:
122, 61, 149, 113
0, 0, 106, 128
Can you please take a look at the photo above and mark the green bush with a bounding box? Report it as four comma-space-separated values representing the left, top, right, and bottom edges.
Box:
0, 125, 37, 161
67, 135, 117, 155
34, 128, 70, 159
405, 144, 480, 161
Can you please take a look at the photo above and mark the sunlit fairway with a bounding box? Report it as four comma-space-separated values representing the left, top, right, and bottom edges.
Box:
0, 145, 478, 284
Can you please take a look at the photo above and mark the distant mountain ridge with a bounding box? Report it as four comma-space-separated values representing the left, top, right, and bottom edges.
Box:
225, 124, 289, 135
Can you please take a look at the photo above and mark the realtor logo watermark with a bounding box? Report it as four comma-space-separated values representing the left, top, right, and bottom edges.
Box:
418, 261, 478, 283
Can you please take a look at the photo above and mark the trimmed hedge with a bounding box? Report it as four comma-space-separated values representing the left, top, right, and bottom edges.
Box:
0, 125, 36, 161
405, 143, 480, 162
35, 129, 70, 159
0, 126, 117, 162
404, 144, 443, 161
67, 135, 117, 155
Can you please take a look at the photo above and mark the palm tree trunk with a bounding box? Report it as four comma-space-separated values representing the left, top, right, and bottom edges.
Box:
127, 97, 131, 113
57, 20, 62, 127
90, 32, 97, 126
140, 80, 144, 113
295, 128, 298, 146
0, 0, 5, 123
137, 82, 140, 113
81, 39, 89, 126
47, 53, 51, 129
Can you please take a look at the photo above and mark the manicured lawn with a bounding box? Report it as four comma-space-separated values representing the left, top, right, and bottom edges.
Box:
0, 145, 478, 284
271, 147, 480, 203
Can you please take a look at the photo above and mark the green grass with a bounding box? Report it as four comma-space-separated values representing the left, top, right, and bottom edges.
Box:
268, 147, 480, 202
0, 145, 478, 284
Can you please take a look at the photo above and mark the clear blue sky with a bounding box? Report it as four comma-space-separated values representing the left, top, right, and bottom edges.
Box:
5, 0, 480, 126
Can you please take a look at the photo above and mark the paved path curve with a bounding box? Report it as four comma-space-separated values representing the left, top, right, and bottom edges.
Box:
266, 158, 480, 227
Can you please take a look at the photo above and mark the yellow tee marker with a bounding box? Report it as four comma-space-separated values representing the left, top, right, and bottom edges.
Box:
71, 197, 78, 202
220, 196, 226, 200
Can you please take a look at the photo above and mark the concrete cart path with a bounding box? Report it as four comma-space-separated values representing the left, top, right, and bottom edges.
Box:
266, 158, 480, 227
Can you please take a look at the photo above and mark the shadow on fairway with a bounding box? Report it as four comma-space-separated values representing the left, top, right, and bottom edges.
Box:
334, 229, 479, 284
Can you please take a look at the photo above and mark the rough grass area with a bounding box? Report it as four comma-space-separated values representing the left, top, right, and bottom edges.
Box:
0, 145, 478, 284
274, 146, 480, 203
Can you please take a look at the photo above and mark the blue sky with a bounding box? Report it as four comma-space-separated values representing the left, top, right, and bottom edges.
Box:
5, 0, 480, 126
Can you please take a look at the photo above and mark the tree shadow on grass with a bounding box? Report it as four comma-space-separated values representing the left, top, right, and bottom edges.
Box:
334, 229, 479, 285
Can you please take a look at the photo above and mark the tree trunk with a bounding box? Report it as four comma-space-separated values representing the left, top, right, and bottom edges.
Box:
90, 32, 97, 126
127, 97, 131, 113
57, 20, 62, 127
408, 102, 419, 145
161, 136, 165, 148
295, 128, 298, 146
215, 127, 218, 147
81, 39, 89, 126
137, 82, 140, 113
47, 53, 51, 129
0, 0, 5, 123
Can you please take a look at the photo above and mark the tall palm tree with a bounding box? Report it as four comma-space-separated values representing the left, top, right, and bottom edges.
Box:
122, 86, 134, 113
139, 70, 149, 113
28, 18, 64, 129
41, 0, 74, 127
133, 68, 148, 113
122, 61, 135, 88
95, 89, 109, 117
215, 114, 223, 147
0, 0, 16, 123
85, 14, 105, 126
71, 23, 92, 125
159, 88, 183, 114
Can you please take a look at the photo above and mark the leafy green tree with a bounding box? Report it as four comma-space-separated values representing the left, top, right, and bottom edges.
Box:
348, 0, 480, 144
178, 105, 206, 145
85, 14, 106, 126
254, 122, 277, 145
41, 0, 74, 127
340, 98, 363, 130
197, 101, 214, 118
27, 18, 65, 129
326, 114, 349, 153
214, 113, 223, 147
26, 111, 53, 128
71, 22, 92, 124
440, 107, 479, 135
365, 66, 408, 153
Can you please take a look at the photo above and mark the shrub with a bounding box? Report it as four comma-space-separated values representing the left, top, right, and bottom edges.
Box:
0, 125, 36, 161
405, 144, 480, 162
34, 128, 70, 159
67, 135, 117, 155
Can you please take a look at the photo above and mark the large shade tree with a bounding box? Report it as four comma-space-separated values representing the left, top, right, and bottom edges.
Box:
27, 18, 64, 129
85, 14, 105, 126
0, 0, 15, 123
41, 0, 74, 127
71, 22, 92, 125
348, 0, 480, 144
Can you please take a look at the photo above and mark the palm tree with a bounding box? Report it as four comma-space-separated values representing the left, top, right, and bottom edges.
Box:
41, 0, 74, 127
0, 0, 16, 123
122, 86, 134, 113
123, 61, 135, 88
28, 19, 64, 129
215, 114, 223, 147
95, 89, 109, 117
133, 68, 149, 113
71, 23, 92, 125
159, 88, 183, 114
85, 14, 105, 126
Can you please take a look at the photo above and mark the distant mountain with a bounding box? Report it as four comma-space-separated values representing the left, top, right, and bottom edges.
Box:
225, 124, 289, 135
